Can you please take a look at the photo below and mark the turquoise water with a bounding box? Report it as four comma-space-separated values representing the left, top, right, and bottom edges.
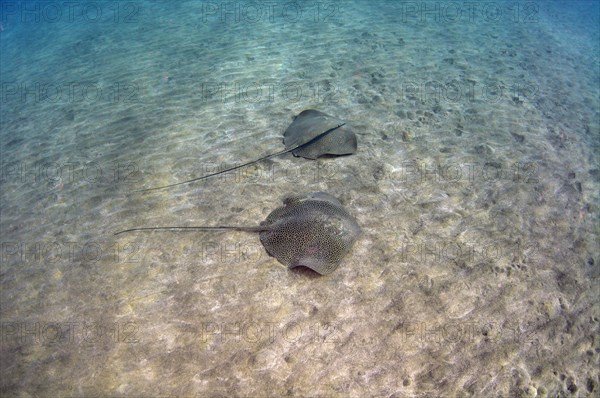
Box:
1, 1, 598, 396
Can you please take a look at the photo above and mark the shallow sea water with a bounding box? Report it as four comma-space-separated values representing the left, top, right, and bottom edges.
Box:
1, 1, 599, 397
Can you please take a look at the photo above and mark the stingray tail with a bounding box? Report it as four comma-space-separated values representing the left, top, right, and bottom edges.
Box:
134, 149, 289, 193
114, 225, 269, 236
135, 123, 345, 193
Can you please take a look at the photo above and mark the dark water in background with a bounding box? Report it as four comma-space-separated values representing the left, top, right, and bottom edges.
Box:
1, 1, 599, 396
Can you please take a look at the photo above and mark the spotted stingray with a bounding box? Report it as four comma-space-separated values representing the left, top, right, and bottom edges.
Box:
115, 192, 361, 275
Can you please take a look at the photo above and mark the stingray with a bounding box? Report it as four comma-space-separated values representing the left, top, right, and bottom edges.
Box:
114, 192, 361, 275
139, 110, 357, 192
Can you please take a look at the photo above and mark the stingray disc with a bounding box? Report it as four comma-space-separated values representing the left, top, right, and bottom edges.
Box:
283, 109, 357, 160
259, 192, 361, 275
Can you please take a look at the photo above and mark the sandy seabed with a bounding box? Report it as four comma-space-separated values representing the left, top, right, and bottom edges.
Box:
1, 1, 598, 397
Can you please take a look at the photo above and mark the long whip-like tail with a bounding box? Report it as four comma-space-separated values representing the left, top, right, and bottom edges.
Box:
134, 123, 345, 193
114, 225, 270, 236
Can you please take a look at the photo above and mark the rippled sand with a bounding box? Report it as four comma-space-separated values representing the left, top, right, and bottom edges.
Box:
1, 1, 598, 397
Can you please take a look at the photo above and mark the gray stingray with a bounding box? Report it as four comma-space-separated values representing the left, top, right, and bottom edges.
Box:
114, 192, 361, 275
139, 110, 357, 192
